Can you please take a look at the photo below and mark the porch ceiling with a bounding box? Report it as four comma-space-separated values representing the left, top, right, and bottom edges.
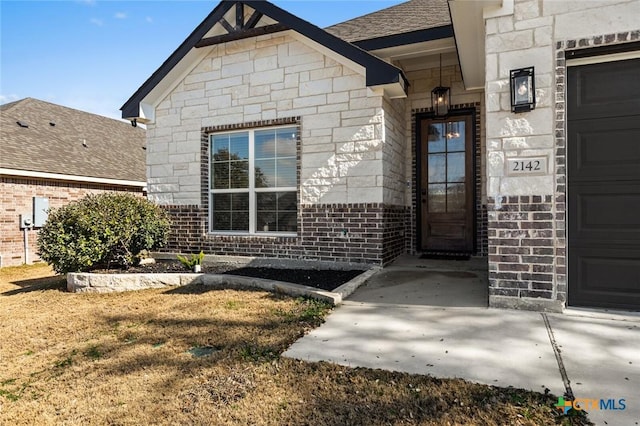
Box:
370, 37, 457, 65
447, 0, 513, 90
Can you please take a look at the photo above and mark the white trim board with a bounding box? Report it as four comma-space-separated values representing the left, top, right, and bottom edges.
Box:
566, 50, 640, 67
0, 168, 146, 188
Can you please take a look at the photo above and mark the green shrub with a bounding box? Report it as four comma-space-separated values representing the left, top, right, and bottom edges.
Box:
37, 193, 171, 273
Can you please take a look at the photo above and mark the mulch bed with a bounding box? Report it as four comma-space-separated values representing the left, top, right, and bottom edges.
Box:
95, 261, 365, 292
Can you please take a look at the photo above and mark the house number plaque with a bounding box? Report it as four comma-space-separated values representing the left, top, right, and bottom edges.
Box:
506, 156, 548, 176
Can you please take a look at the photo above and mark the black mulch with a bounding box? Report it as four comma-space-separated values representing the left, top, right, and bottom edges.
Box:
100, 261, 364, 292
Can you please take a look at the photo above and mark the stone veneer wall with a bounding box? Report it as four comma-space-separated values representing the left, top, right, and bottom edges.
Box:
0, 176, 143, 267
381, 96, 407, 206
147, 33, 390, 206
484, 0, 639, 311
143, 29, 411, 265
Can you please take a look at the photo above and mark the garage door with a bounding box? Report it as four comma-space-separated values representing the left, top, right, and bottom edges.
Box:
567, 57, 640, 310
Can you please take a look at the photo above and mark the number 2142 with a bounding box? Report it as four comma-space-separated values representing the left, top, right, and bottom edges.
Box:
512, 160, 541, 172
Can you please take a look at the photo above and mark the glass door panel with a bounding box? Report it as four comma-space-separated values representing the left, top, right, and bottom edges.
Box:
420, 115, 474, 253
425, 120, 466, 213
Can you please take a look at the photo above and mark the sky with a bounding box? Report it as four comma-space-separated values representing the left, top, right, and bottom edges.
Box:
1, 0, 403, 121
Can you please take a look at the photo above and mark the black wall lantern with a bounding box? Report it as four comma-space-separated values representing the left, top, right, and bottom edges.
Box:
431, 54, 450, 117
510, 67, 535, 113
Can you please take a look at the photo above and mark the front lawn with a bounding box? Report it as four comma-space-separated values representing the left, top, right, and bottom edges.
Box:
0, 264, 589, 425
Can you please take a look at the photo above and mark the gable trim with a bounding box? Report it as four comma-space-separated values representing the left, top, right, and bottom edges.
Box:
121, 0, 407, 121
246, 1, 406, 88
353, 26, 454, 52
195, 23, 287, 47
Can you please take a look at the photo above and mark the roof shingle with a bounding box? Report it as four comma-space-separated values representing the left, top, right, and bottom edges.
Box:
1, 98, 146, 182
325, 0, 451, 43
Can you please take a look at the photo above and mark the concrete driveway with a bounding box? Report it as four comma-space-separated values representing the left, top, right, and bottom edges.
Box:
284, 256, 640, 426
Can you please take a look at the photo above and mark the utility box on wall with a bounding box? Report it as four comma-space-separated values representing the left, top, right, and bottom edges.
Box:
33, 197, 49, 227
20, 214, 33, 229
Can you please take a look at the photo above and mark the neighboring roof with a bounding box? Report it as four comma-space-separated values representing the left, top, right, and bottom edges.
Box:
121, 0, 408, 121
325, 0, 452, 44
1, 98, 146, 183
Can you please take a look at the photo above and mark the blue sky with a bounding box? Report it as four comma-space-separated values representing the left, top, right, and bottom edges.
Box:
1, 0, 403, 121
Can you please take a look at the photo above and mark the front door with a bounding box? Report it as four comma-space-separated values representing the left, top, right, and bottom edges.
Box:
419, 115, 474, 253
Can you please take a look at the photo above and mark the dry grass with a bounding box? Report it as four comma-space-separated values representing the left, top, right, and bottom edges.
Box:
0, 264, 590, 425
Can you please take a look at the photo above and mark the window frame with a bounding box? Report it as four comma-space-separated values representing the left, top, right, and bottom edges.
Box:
208, 125, 298, 236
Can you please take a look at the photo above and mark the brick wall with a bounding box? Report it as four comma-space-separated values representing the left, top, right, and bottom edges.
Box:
487, 195, 561, 311
0, 176, 143, 267
160, 203, 405, 265
381, 205, 407, 264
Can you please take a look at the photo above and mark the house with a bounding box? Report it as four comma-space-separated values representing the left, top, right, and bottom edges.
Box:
121, 0, 640, 312
1, 98, 146, 267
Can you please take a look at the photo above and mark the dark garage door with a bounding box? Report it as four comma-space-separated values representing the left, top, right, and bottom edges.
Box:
567, 57, 640, 310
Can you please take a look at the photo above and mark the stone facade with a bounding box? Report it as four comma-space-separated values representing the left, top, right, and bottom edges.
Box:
139, 0, 639, 310
146, 33, 408, 265
484, 0, 640, 310
0, 176, 142, 267
145, 30, 494, 265
147, 33, 391, 207
145, 27, 492, 266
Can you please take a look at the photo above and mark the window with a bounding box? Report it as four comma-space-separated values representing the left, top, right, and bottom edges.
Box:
209, 126, 297, 234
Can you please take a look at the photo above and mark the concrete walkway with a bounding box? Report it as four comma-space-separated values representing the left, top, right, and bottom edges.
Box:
284, 256, 640, 426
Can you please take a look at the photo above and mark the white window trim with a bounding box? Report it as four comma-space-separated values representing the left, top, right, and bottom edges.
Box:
566, 50, 640, 67
208, 125, 298, 236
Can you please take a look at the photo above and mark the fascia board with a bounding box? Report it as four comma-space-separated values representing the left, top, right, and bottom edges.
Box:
0, 168, 146, 187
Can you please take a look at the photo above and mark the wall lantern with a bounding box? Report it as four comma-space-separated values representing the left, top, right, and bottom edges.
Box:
510, 67, 535, 113
431, 54, 450, 117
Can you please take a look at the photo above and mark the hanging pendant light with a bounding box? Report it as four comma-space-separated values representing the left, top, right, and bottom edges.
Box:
431, 53, 450, 117
446, 121, 460, 138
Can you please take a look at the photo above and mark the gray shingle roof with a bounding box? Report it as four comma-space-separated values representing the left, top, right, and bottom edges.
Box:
1, 98, 146, 182
325, 0, 451, 43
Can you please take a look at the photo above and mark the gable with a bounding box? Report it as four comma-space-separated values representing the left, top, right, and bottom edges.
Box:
121, 0, 408, 123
